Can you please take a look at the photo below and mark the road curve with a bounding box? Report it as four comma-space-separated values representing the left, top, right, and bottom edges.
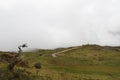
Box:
52, 47, 78, 58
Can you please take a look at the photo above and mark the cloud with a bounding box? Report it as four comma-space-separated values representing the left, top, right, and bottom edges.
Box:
0, 0, 120, 51
109, 30, 120, 36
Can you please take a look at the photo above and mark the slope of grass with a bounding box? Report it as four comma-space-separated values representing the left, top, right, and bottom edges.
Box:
0, 44, 120, 80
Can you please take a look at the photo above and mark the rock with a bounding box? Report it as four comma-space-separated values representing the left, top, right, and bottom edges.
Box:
34, 62, 41, 69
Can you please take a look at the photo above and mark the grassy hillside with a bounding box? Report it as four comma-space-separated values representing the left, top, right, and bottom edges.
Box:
0, 44, 120, 80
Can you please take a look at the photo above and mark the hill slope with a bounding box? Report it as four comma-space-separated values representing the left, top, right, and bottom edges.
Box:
0, 44, 120, 80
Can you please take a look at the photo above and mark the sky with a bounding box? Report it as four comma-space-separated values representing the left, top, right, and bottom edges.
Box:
0, 0, 120, 51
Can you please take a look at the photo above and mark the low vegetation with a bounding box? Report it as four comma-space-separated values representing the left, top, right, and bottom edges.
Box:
0, 44, 120, 80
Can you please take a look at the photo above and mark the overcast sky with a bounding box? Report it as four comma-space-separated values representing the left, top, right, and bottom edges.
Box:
0, 0, 120, 51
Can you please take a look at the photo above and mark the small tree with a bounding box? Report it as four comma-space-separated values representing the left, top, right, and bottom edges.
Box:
8, 44, 28, 71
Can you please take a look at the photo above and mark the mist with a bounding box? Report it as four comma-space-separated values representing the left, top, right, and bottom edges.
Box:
0, 0, 120, 51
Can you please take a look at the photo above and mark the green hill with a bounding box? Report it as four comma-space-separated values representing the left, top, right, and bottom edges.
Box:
0, 44, 120, 80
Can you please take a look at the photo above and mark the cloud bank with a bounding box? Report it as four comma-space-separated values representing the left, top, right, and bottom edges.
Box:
0, 0, 120, 51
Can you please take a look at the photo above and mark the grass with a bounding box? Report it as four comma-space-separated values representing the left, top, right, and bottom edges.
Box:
0, 44, 120, 80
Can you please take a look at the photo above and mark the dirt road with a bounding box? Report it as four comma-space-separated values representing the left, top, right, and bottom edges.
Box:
52, 47, 78, 57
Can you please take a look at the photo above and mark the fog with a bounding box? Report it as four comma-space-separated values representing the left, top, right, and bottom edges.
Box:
0, 0, 120, 51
